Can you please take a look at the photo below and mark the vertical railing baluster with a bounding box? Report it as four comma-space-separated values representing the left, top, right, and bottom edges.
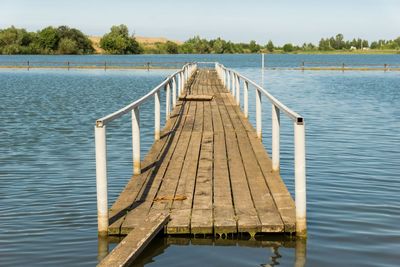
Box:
295, 120, 307, 237
172, 76, 177, 108
95, 124, 108, 235
166, 82, 171, 120
244, 81, 249, 118
223, 68, 226, 87
256, 88, 262, 139
227, 71, 230, 92
236, 75, 240, 106
181, 72, 185, 94
132, 107, 141, 175
231, 72, 236, 97
155, 91, 161, 140
272, 105, 280, 171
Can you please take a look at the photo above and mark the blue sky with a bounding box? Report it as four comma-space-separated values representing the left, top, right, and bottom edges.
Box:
1, 0, 399, 45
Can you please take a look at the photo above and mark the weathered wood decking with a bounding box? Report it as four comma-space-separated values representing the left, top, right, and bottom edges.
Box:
108, 69, 296, 236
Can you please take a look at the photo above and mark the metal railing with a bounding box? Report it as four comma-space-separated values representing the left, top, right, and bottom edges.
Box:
215, 63, 307, 237
94, 62, 197, 235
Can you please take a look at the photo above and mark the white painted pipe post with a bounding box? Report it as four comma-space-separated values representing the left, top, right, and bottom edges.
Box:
95, 125, 108, 235
244, 81, 249, 118
182, 71, 185, 92
235, 75, 240, 106
256, 88, 262, 139
226, 71, 230, 92
172, 76, 177, 108
294, 120, 307, 237
166, 83, 171, 120
155, 91, 161, 141
272, 105, 280, 171
179, 72, 182, 96
132, 107, 141, 175
223, 68, 226, 87
231, 72, 236, 97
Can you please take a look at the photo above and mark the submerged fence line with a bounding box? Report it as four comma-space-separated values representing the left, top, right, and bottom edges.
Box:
298, 61, 400, 71
0, 61, 190, 70
0, 60, 399, 71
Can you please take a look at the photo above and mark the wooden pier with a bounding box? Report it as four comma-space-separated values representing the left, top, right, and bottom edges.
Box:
95, 62, 307, 265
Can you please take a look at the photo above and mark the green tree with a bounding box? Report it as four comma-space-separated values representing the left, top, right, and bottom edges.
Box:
37, 26, 59, 52
164, 41, 179, 54
334, 34, 345, 49
370, 41, 379, 49
283, 43, 294, 52
58, 38, 78, 54
319, 38, 331, 50
249, 40, 260, 53
100, 25, 142, 54
266, 40, 274, 52
56, 26, 93, 54
0, 26, 35, 54
211, 38, 225, 53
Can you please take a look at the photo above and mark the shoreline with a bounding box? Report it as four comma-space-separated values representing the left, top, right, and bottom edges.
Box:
0, 50, 399, 56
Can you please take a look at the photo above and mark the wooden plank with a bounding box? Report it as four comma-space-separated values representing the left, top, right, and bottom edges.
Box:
179, 95, 213, 101
119, 101, 193, 234
150, 101, 196, 212
221, 79, 296, 233
167, 132, 202, 234
108, 101, 185, 234
220, 92, 284, 232
210, 89, 237, 234
98, 214, 169, 267
190, 131, 213, 234
215, 94, 261, 235
247, 136, 296, 232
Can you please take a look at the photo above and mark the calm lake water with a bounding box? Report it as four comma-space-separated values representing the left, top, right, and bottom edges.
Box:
1, 54, 399, 266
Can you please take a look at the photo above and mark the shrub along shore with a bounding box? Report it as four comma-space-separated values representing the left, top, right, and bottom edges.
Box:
0, 24, 399, 55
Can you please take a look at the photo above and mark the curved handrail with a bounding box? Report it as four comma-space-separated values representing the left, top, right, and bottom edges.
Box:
216, 63, 303, 123
96, 63, 194, 127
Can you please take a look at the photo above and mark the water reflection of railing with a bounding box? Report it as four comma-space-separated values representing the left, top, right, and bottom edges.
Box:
98, 236, 307, 266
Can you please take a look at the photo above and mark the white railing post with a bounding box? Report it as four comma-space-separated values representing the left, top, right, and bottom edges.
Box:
231, 72, 236, 97
179, 72, 182, 95
256, 88, 262, 139
132, 107, 141, 175
181, 72, 185, 94
244, 81, 249, 118
185, 66, 188, 83
223, 68, 226, 87
226, 71, 230, 92
95, 125, 108, 235
236, 75, 240, 106
172, 76, 177, 108
166, 82, 171, 120
155, 91, 161, 140
272, 105, 280, 171
294, 120, 307, 237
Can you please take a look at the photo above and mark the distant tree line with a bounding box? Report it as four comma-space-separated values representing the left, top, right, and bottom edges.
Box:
0, 26, 94, 54
1, 25, 399, 55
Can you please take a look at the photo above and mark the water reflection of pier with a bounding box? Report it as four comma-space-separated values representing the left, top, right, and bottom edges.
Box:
98, 235, 307, 267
